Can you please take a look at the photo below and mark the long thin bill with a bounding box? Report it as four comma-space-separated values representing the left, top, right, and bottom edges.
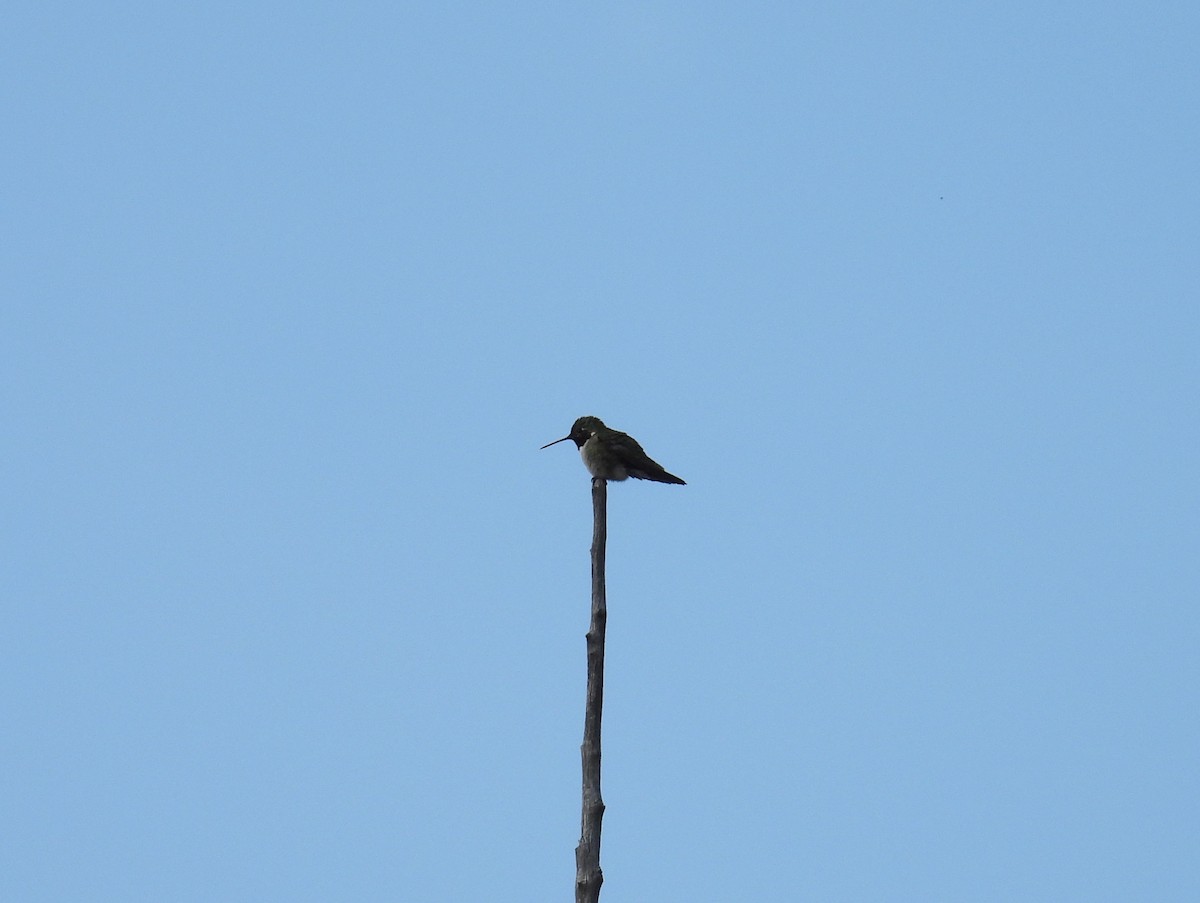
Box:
540, 436, 570, 449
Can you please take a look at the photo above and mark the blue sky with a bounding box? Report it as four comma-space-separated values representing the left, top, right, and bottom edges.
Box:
4, 3, 1198, 900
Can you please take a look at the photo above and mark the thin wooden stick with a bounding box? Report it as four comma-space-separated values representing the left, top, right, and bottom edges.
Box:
575, 476, 607, 903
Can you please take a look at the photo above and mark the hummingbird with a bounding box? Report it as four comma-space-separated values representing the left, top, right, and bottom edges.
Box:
541, 416, 686, 485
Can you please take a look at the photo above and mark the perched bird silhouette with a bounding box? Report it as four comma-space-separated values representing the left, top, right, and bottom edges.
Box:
541, 416, 686, 485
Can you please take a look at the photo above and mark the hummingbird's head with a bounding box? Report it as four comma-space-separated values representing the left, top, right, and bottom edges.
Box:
570, 416, 604, 437
541, 415, 605, 450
